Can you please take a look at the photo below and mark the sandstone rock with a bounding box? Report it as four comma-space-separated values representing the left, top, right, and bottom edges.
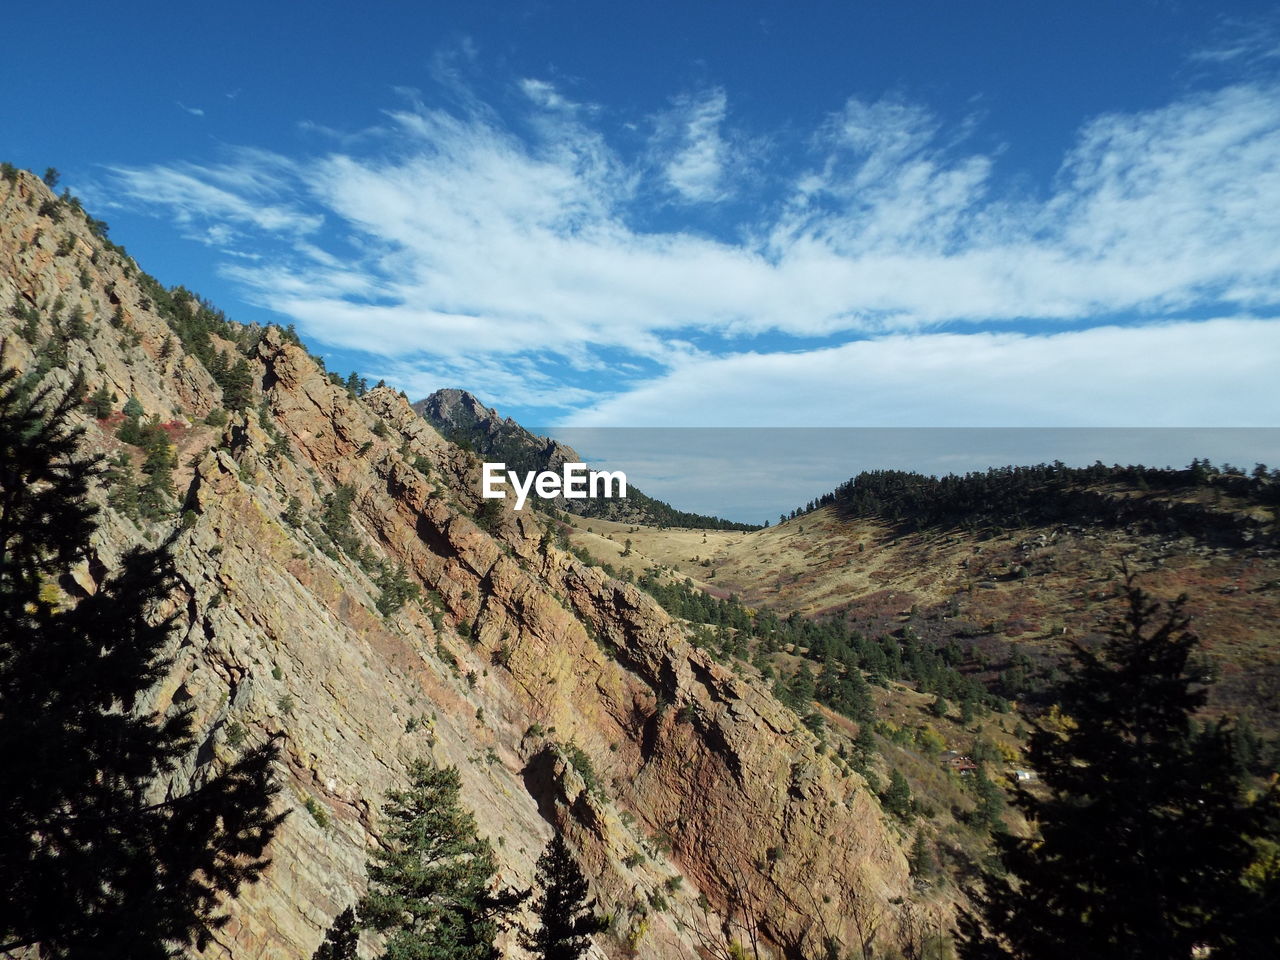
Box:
1, 169, 920, 960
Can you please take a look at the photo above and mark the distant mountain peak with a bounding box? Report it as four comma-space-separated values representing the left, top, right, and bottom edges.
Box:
412, 389, 759, 530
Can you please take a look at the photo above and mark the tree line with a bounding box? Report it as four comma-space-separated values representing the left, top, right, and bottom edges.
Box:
636, 570, 999, 727
788, 461, 1280, 544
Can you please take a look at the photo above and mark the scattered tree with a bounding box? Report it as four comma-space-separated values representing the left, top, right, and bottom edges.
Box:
520, 833, 607, 959
220, 357, 254, 412
84, 383, 115, 418
375, 563, 420, 617
312, 906, 360, 960
0, 358, 285, 958
960, 578, 1280, 960
358, 759, 527, 959
909, 830, 937, 880
881, 769, 913, 820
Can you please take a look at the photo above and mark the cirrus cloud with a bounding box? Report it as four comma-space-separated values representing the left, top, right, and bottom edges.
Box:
99, 75, 1280, 425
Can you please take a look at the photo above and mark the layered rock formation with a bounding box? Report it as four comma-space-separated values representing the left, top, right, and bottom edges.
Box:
1, 168, 922, 959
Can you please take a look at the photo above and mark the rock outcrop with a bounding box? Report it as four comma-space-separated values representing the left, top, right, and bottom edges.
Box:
1, 168, 921, 959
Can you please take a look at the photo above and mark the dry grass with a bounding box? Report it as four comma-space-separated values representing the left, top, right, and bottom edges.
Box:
563, 505, 1280, 732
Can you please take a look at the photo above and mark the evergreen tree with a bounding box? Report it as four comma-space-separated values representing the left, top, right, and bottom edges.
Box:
375, 563, 421, 617
84, 383, 115, 418
37, 328, 69, 376
968, 766, 1005, 833
19, 309, 41, 344
221, 357, 254, 412
321, 484, 359, 555
519, 834, 607, 960
788, 662, 816, 707
313, 907, 360, 960
0, 359, 285, 958
358, 760, 527, 960
65, 305, 89, 340
207, 350, 229, 386
852, 721, 877, 772
881, 769, 913, 820
909, 830, 936, 880
104, 451, 142, 520
960, 579, 1280, 960
135, 421, 176, 519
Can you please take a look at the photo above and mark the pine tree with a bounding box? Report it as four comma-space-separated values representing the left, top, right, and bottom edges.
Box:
313, 906, 360, 960
968, 766, 1005, 833
908, 830, 936, 880
84, 383, 115, 419
788, 662, 816, 707
881, 769, 913, 820
221, 357, 254, 412
852, 721, 877, 772
207, 350, 229, 386
520, 834, 607, 960
358, 759, 528, 960
959, 578, 1280, 960
19, 309, 41, 344
0, 358, 285, 958
65, 305, 89, 340
104, 451, 142, 520
375, 563, 420, 617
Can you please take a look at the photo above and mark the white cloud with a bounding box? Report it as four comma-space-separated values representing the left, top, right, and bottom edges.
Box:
565, 318, 1280, 427
102, 78, 1280, 422
659, 88, 731, 202
1191, 16, 1280, 65
104, 158, 321, 242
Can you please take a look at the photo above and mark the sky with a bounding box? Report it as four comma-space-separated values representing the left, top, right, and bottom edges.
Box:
3, 1, 1280, 452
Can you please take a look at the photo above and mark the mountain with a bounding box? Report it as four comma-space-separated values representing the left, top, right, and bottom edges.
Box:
0, 165, 922, 959
563, 465, 1280, 740
13, 161, 1275, 959
414, 389, 759, 531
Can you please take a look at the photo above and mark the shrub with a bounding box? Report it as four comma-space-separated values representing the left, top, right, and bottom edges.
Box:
304, 796, 330, 829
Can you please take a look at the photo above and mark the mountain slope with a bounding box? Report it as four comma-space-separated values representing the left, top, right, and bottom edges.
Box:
1, 166, 922, 960
564, 472, 1280, 737
414, 389, 758, 531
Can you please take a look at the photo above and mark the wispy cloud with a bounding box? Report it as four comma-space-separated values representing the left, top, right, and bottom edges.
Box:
104, 154, 321, 243
1191, 15, 1280, 65
659, 88, 731, 202
101, 76, 1280, 423
176, 102, 205, 117
565, 318, 1280, 427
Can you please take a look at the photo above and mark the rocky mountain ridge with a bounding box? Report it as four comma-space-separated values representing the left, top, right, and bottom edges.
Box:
1, 166, 921, 959
414, 389, 758, 531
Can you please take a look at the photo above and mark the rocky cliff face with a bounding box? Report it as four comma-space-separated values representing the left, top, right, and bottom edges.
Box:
1, 169, 921, 960
413, 389, 614, 519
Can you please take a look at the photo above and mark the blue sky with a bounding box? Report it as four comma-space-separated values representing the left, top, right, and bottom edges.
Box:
4, 1, 1280, 431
